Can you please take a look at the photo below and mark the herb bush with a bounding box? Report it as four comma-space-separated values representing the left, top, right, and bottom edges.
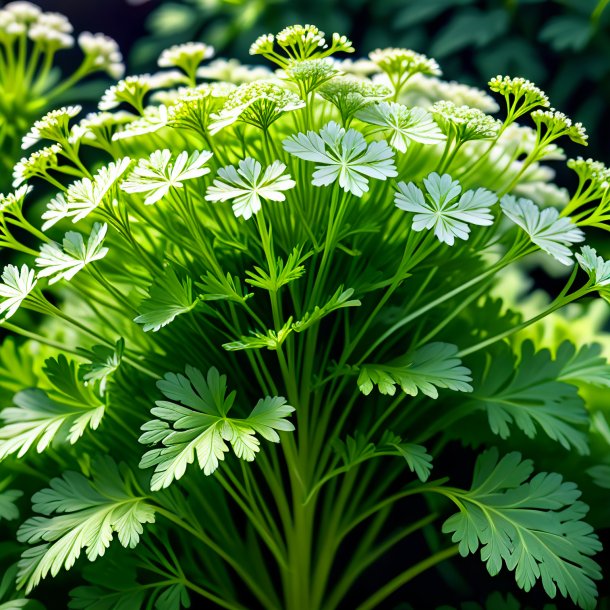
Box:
1, 18, 610, 610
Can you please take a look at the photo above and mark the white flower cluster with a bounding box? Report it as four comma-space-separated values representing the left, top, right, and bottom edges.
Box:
250, 25, 353, 65
369, 48, 441, 83
319, 76, 392, 121
197, 59, 272, 84
489, 75, 550, 109
13, 144, 62, 188
432, 101, 501, 142
79, 32, 124, 79
159, 42, 214, 71
209, 81, 305, 134
99, 76, 153, 112
22, 106, 82, 150
531, 109, 588, 146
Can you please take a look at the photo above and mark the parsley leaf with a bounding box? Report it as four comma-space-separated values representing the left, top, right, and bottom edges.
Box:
134, 267, 197, 332
139, 366, 294, 489
470, 341, 589, 454
395, 173, 496, 246
500, 195, 583, 265
358, 342, 473, 398
0, 356, 105, 459
442, 448, 602, 610
35, 223, 109, 284
17, 457, 156, 593
283, 121, 397, 197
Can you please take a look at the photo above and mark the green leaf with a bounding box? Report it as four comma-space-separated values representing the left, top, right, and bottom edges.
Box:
431, 9, 509, 57
155, 584, 190, 610
68, 556, 146, 610
0, 389, 105, 459
69, 556, 190, 610
43, 355, 99, 407
333, 433, 376, 466
245, 246, 309, 292
333, 432, 432, 482
470, 341, 589, 454
0, 566, 44, 610
586, 464, 610, 489
539, 16, 592, 51
197, 271, 252, 303
78, 339, 124, 395
139, 367, 294, 489
0, 354, 106, 459
442, 448, 602, 610
134, 267, 196, 332
222, 318, 293, 351
0, 477, 22, 521
556, 341, 610, 387
292, 286, 360, 332
358, 342, 473, 398
383, 438, 433, 482
17, 457, 155, 593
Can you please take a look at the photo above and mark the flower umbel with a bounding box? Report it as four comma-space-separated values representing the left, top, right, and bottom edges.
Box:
209, 81, 305, 134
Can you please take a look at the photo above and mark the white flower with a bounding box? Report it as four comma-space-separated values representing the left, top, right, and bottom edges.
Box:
395, 172, 496, 246
319, 76, 392, 122
158, 42, 214, 78
209, 82, 305, 134
0, 184, 33, 215
13, 144, 62, 188
369, 48, 440, 77
4, 2, 40, 21
28, 23, 74, 50
531, 109, 588, 146
36, 223, 109, 284
432, 101, 501, 142
196, 59, 271, 83
283, 121, 397, 197
205, 158, 295, 220
78, 32, 124, 79
281, 58, 341, 95
401, 74, 500, 114
121, 149, 212, 205
356, 103, 445, 152
369, 48, 440, 94
0, 264, 37, 321
575, 246, 610, 287
22, 106, 81, 149
36, 12, 72, 33
334, 58, 379, 77
41, 158, 131, 230
500, 195, 584, 265
99, 75, 152, 111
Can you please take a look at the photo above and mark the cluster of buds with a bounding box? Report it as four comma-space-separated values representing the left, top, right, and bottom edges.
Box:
0, 1, 124, 189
